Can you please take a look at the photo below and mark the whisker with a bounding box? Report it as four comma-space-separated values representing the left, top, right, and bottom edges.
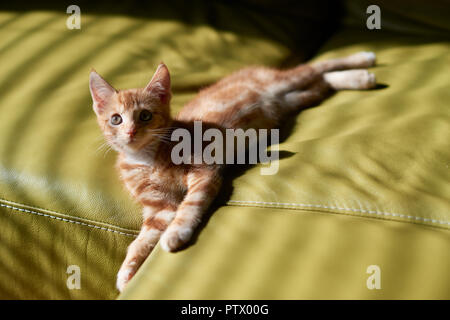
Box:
150, 134, 172, 144
103, 146, 113, 158
146, 129, 175, 134
95, 142, 110, 154
153, 137, 172, 143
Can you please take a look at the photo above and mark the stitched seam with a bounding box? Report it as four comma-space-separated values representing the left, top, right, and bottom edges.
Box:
0, 202, 138, 238
0, 197, 138, 234
227, 200, 450, 226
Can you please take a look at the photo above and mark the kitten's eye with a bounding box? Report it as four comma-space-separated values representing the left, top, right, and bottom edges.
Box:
110, 114, 122, 125
139, 110, 152, 122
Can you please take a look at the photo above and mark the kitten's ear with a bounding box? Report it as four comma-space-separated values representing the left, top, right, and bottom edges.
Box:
145, 63, 171, 104
89, 70, 117, 115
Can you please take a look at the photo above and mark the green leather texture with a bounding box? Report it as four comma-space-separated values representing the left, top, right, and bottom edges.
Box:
0, 2, 449, 299
120, 205, 450, 299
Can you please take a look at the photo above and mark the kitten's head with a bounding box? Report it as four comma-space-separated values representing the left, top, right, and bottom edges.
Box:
89, 63, 172, 154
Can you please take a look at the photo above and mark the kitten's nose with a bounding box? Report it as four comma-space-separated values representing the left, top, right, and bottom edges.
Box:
127, 129, 137, 138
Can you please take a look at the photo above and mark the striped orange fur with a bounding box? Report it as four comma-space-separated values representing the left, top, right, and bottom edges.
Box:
89, 51, 377, 292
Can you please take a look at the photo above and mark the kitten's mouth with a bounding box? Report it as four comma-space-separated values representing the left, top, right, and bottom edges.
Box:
127, 138, 141, 148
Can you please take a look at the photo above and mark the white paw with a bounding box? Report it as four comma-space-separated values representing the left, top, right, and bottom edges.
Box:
116, 267, 135, 292
357, 70, 376, 89
324, 69, 376, 90
360, 51, 376, 63
351, 51, 376, 67
366, 72, 376, 88
160, 227, 193, 252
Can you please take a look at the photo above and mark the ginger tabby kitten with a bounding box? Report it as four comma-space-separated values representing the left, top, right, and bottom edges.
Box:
89, 52, 377, 291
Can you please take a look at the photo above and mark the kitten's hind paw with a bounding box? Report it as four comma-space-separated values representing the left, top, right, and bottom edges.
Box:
349, 51, 376, 68
160, 227, 193, 252
324, 69, 376, 90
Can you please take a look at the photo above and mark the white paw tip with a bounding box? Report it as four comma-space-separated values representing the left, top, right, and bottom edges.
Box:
178, 228, 193, 241
362, 51, 376, 59
364, 72, 376, 89
361, 51, 376, 65
159, 232, 177, 252
116, 268, 133, 292
159, 237, 172, 252
160, 228, 192, 252
117, 283, 125, 292
351, 51, 376, 66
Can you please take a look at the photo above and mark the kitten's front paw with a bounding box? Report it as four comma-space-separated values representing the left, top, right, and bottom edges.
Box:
116, 266, 136, 292
160, 227, 193, 252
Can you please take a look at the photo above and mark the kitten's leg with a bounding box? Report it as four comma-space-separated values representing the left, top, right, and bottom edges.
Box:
276, 52, 376, 95
284, 68, 376, 110
284, 78, 332, 110
160, 168, 222, 252
116, 206, 176, 292
312, 52, 376, 73
323, 69, 376, 90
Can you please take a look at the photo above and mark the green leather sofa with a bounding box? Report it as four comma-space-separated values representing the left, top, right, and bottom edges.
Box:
0, 1, 448, 299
